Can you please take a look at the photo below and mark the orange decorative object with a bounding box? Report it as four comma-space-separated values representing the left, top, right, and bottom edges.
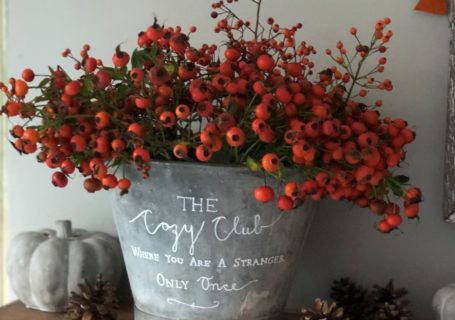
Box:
414, 0, 448, 15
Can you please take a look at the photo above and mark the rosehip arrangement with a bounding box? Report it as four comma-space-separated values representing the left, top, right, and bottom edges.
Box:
0, 0, 422, 233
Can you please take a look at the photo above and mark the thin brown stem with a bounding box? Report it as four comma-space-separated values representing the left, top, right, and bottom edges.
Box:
254, 0, 262, 39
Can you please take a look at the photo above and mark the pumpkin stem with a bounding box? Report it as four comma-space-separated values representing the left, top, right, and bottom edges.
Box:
56, 220, 72, 238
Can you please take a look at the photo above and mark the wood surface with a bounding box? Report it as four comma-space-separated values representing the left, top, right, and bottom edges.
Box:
0, 300, 300, 319
0, 301, 134, 320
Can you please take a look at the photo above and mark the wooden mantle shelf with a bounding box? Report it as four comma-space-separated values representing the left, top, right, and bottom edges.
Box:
0, 301, 300, 319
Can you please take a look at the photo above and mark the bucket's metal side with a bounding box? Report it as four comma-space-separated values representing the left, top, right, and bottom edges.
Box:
112, 162, 315, 320
134, 306, 284, 320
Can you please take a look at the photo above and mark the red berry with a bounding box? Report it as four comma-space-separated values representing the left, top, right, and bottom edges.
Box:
111, 139, 125, 152
377, 220, 392, 233
85, 57, 97, 73
277, 195, 294, 211
112, 46, 130, 67
52, 172, 68, 188
102, 174, 118, 189
173, 144, 189, 159
256, 54, 274, 72
386, 214, 403, 228
84, 177, 103, 193
284, 181, 299, 198
135, 97, 151, 109
132, 147, 151, 164
64, 81, 81, 96
404, 203, 419, 218
61, 159, 76, 174
176, 104, 191, 120
15, 80, 29, 98
22, 128, 39, 144
224, 47, 241, 61
22, 69, 35, 82
226, 127, 246, 147
195, 145, 213, 162
118, 178, 131, 194
70, 135, 87, 153
96, 70, 112, 88
254, 185, 275, 203
95, 111, 110, 129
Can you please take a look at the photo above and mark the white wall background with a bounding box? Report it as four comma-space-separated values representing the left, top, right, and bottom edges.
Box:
3, 0, 452, 319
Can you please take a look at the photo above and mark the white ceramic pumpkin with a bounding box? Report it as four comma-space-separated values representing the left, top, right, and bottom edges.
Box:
7, 220, 124, 312
433, 283, 455, 319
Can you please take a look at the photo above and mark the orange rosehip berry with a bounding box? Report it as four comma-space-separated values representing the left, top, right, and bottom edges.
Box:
277, 195, 294, 211
64, 80, 81, 96
226, 127, 245, 147
135, 97, 151, 109
132, 147, 151, 164
111, 139, 125, 153
377, 219, 392, 233
258, 128, 275, 143
284, 181, 299, 198
224, 47, 241, 61
52, 172, 68, 188
112, 47, 130, 67
102, 174, 118, 189
404, 203, 419, 218
386, 214, 403, 228
14, 79, 29, 98
130, 68, 144, 81
405, 187, 422, 204
195, 144, 213, 162
256, 54, 275, 72
261, 153, 280, 173
117, 178, 131, 195
254, 185, 275, 203
5, 101, 22, 117
60, 159, 76, 175
95, 111, 110, 129
173, 144, 189, 159
160, 111, 177, 128
175, 104, 191, 120
10, 125, 24, 138
128, 123, 145, 137
22, 68, 35, 82
22, 128, 39, 144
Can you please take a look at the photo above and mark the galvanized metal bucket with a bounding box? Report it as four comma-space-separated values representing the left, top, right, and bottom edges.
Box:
112, 161, 315, 320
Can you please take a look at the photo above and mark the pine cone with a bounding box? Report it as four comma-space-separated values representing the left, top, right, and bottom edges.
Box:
363, 280, 413, 320
66, 274, 119, 320
301, 298, 349, 320
330, 277, 367, 319
371, 301, 413, 320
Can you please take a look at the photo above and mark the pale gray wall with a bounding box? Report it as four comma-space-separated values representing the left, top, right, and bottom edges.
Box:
3, 0, 452, 319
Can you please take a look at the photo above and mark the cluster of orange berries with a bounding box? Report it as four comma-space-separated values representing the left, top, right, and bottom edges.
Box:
0, 0, 421, 232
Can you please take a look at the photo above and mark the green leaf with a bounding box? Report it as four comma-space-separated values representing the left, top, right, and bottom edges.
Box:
389, 183, 404, 197
116, 84, 131, 101
246, 156, 261, 171
81, 76, 95, 97
164, 63, 176, 75
394, 175, 410, 184
144, 45, 158, 61
102, 66, 126, 80
102, 67, 116, 75
131, 49, 144, 68
38, 77, 50, 87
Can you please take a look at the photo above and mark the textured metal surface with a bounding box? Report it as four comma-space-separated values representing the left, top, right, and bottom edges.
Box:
445, 0, 455, 221
112, 162, 315, 320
